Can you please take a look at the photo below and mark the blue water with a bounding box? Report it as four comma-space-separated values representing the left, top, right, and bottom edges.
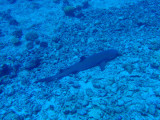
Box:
0, 0, 160, 119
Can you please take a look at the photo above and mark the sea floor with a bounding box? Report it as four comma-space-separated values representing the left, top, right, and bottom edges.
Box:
0, 0, 160, 120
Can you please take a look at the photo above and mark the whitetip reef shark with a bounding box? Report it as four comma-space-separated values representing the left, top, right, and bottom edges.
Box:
35, 49, 120, 83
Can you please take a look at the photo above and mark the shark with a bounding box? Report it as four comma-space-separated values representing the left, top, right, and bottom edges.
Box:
35, 49, 120, 83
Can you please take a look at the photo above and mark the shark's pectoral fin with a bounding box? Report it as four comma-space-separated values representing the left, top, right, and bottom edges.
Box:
99, 61, 107, 71
59, 69, 64, 73
72, 70, 79, 74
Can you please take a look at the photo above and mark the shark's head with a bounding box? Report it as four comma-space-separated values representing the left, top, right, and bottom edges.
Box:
105, 49, 121, 60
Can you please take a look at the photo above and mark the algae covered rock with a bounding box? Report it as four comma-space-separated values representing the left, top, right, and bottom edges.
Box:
53, 0, 60, 3
24, 57, 41, 70
0, 64, 11, 76
26, 42, 34, 50
25, 32, 39, 41
12, 29, 23, 38
11, 37, 21, 46
40, 41, 48, 48
88, 108, 102, 119
0, 29, 5, 37
9, 19, 19, 26
8, 0, 17, 4
63, 6, 75, 17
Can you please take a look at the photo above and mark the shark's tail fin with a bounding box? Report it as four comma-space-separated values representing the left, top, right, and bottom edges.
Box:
34, 76, 55, 83
35, 70, 68, 83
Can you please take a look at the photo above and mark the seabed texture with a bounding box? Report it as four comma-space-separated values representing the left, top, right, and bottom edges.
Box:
0, 0, 160, 120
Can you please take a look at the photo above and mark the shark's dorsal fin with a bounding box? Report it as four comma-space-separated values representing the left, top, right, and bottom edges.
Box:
80, 56, 86, 62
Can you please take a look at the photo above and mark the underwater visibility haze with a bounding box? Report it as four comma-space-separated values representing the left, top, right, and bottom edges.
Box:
0, 0, 160, 119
